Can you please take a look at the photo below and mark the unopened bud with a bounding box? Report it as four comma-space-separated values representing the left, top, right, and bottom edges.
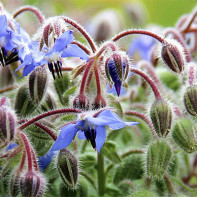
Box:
161, 39, 185, 73
105, 53, 129, 96
92, 95, 106, 110
0, 105, 16, 143
10, 171, 21, 197
29, 66, 48, 104
73, 94, 89, 111
15, 86, 37, 116
20, 170, 46, 197
172, 118, 197, 153
146, 139, 172, 179
57, 149, 78, 189
150, 99, 172, 137
184, 85, 197, 116
41, 93, 57, 111
0, 97, 11, 107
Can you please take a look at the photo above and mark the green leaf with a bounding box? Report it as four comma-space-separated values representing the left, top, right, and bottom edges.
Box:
63, 85, 78, 97
108, 95, 123, 117
102, 141, 121, 163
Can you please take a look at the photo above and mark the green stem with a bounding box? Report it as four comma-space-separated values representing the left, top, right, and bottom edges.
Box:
121, 149, 146, 159
80, 171, 96, 189
97, 152, 105, 196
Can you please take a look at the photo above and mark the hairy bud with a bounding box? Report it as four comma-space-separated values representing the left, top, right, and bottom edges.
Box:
161, 39, 185, 73
0, 97, 11, 107
172, 118, 197, 153
150, 99, 172, 137
146, 140, 172, 179
57, 149, 78, 189
105, 53, 129, 96
92, 95, 106, 110
0, 105, 16, 143
184, 85, 197, 116
20, 171, 46, 197
29, 66, 48, 104
10, 171, 21, 197
73, 94, 89, 111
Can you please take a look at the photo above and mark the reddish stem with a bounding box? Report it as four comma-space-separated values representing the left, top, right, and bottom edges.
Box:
188, 63, 195, 85
71, 41, 91, 55
61, 67, 73, 71
18, 108, 82, 131
131, 68, 162, 100
19, 150, 26, 172
0, 85, 17, 94
96, 42, 117, 57
125, 110, 158, 138
79, 58, 94, 94
19, 132, 33, 171
13, 6, 45, 24
62, 17, 97, 53
94, 66, 102, 95
112, 29, 165, 43
30, 147, 39, 171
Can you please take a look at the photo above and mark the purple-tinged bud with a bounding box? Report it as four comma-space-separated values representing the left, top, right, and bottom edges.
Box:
0, 97, 11, 107
105, 53, 129, 96
150, 100, 172, 137
184, 85, 197, 116
161, 39, 185, 73
20, 171, 47, 197
92, 95, 106, 110
0, 106, 16, 143
73, 94, 89, 111
29, 66, 48, 104
10, 171, 21, 197
172, 118, 197, 153
146, 139, 172, 179
57, 149, 78, 189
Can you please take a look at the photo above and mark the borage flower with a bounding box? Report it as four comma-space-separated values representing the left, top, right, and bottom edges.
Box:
39, 109, 138, 169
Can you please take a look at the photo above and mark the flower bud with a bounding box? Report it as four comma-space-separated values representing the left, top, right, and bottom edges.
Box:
29, 66, 48, 104
92, 95, 106, 110
10, 171, 21, 197
146, 140, 172, 179
73, 94, 89, 111
0, 97, 11, 107
20, 170, 46, 197
15, 86, 37, 116
161, 40, 185, 73
105, 53, 129, 96
57, 149, 78, 189
150, 99, 172, 137
184, 85, 197, 116
0, 106, 16, 143
172, 118, 197, 153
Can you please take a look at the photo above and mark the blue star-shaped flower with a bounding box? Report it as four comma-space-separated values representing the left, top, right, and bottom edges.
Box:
39, 109, 138, 169
127, 35, 155, 61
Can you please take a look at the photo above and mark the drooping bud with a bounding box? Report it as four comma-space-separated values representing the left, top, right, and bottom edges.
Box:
146, 140, 171, 179
15, 85, 37, 116
73, 94, 89, 111
161, 39, 185, 73
57, 149, 78, 189
105, 53, 129, 96
29, 66, 48, 104
150, 99, 172, 137
184, 85, 197, 116
92, 95, 106, 110
0, 97, 11, 107
10, 171, 21, 197
172, 118, 197, 153
0, 105, 16, 143
41, 93, 57, 111
20, 171, 46, 197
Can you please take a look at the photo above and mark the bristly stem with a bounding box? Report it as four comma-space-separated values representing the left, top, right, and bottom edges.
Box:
131, 68, 162, 100
164, 28, 191, 62
18, 108, 82, 131
164, 174, 175, 194
94, 66, 102, 95
19, 150, 26, 172
112, 29, 165, 43
188, 63, 196, 85
96, 42, 117, 58
18, 132, 33, 171
62, 16, 97, 53
71, 41, 91, 55
121, 149, 146, 159
97, 152, 105, 196
13, 6, 45, 24
0, 85, 18, 94
79, 58, 94, 94
125, 111, 158, 138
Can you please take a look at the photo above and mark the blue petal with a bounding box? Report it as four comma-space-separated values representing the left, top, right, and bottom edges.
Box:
51, 30, 74, 53
0, 15, 8, 36
78, 130, 86, 140
61, 44, 89, 61
107, 84, 126, 95
38, 150, 57, 170
6, 143, 18, 151
51, 124, 78, 151
95, 126, 106, 153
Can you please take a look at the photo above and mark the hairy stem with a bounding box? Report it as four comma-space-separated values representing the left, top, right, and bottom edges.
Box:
121, 149, 146, 159
97, 152, 105, 196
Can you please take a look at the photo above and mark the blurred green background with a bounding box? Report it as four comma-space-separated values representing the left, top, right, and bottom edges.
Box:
2, 0, 196, 27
